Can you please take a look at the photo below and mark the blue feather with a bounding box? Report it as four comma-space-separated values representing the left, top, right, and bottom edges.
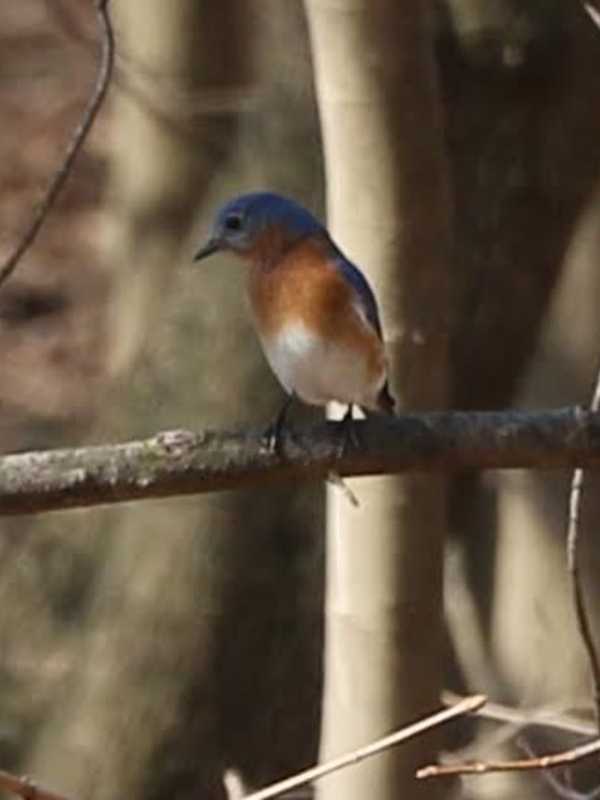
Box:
333, 255, 383, 339
216, 192, 323, 240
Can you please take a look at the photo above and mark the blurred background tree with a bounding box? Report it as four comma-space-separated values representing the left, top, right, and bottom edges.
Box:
0, 2, 600, 800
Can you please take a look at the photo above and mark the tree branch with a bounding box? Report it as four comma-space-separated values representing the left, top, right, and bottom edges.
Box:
0, 0, 114, 288
567, 364, 600, 730
242, 695, 486, 800
2, 408, 600, 516
0, 769, 72, 800
584, 2, 600, 30
442, 691, 596, 738
416, 737, 600, 780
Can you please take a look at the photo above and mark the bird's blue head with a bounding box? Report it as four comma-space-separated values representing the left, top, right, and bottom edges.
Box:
193, 192, 324, 262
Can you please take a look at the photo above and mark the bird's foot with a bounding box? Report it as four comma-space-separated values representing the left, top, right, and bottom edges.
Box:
263, 422, 288, 456
337, 405, 360, 459
262, 396, 294, 456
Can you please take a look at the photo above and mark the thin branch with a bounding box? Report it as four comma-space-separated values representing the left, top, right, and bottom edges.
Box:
518, 736, 600, 800
442, 691, 596, 738
0, 769, 73, 800
242, 695, 486, 800
567, 368, 600, 729
3, 408, 600, 516
0, 0, 115, 288
583, 3, 600, 30
416, 737, 600, 780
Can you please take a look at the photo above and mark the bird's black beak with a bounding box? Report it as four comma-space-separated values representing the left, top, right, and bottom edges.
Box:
193, 238, 220, 261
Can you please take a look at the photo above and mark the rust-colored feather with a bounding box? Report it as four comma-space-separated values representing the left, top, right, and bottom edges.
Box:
248, 237, 385, 383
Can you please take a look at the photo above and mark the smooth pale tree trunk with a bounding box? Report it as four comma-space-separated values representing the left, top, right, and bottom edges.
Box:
305, 2, 451, 798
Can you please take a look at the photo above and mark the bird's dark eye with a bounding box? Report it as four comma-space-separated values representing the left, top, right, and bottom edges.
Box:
224, 213, 243, 231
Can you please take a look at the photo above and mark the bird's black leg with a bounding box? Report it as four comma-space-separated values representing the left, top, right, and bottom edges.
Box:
264, 394, 294, 454
338, 404, 360, 457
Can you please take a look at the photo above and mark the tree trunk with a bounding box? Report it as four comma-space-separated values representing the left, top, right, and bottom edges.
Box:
305, 2, 451, 798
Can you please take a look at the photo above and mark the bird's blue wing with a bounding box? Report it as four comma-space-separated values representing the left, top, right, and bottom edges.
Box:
334, 255, 383, 339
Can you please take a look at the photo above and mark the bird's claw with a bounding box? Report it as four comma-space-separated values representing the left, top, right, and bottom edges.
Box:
337, 405, 361, 458
262, 423, 284, 455
263, 395, 294, 456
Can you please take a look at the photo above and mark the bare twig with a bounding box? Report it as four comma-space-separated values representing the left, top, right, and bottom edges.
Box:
242, 695, 485, 800
440, 694, 597, 795
518, 736, 600, 800
584, 3, 600, 30
417, 737, 600, 780
0, 0, 115, 288
0, 769, 73, 800
3, 408, 600, 516
442, 691, 595, 738
567, 373, 600, 729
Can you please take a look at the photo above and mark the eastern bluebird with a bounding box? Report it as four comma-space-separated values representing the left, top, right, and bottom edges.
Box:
194, 191, 395, 450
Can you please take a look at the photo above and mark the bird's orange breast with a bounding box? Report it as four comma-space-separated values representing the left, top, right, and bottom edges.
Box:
248, 238, 385, 380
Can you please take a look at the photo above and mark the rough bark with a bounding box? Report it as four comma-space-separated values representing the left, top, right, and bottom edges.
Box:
3, 408, 600, 515
305, 1, 451, 798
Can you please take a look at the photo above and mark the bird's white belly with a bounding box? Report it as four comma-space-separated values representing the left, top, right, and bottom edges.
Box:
260, 322, 382, 408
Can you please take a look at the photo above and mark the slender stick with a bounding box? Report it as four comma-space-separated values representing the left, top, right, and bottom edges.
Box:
442, 691, 596, 737
517, 736, 600, 800
566, 371, 600, 729
584, 3, 600, 30
417, 737, 600, 780
0, 0, 115, 288
242, 695, 486, 800
0, 769, 73, 800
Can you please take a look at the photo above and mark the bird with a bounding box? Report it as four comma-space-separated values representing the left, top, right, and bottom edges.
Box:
193, 191, 395, 451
